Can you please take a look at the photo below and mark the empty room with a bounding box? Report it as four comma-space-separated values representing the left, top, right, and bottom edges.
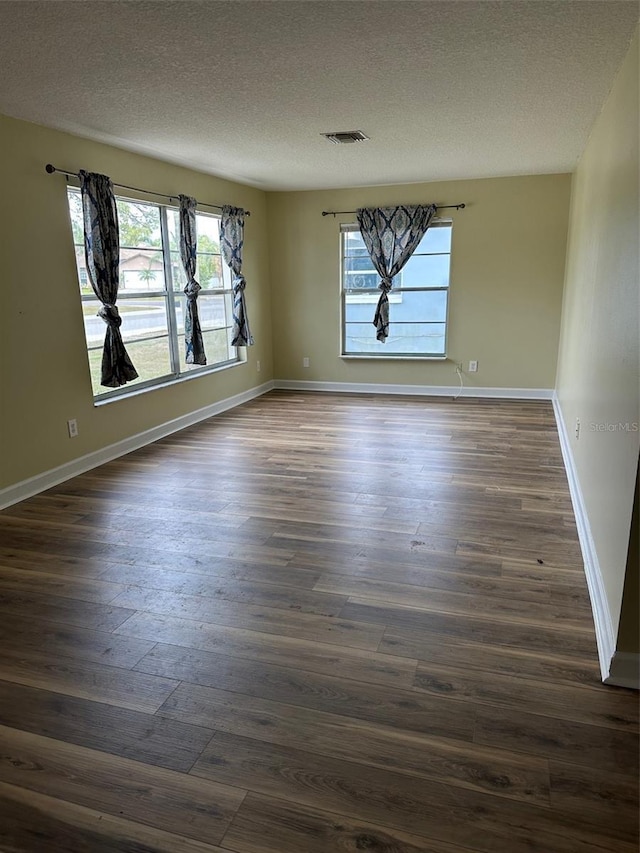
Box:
0, 1, 638, 851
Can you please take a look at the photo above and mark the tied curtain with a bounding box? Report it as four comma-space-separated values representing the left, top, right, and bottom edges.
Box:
179, 195, 206, 365
356, 204, 437, 342
221, 205, 253, 347
80, 170, 138, 387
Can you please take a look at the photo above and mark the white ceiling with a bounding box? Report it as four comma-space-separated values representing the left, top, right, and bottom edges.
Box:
0, 1, 637, 191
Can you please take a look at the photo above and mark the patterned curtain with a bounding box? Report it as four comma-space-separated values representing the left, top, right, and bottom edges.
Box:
357, 204, 437, 342
80, 170, 138, 387
220, 205, 254, 346
179, 195, 206, 365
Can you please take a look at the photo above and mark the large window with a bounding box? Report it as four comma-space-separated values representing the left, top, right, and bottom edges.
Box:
67, 189, 239, 400
341, 222, 452, 357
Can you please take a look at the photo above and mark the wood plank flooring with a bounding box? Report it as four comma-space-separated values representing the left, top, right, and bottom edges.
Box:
0, 390, 637, 852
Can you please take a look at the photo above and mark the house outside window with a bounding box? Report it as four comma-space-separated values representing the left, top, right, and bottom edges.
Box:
341, 222, 452, 358
67, 189, 239, 400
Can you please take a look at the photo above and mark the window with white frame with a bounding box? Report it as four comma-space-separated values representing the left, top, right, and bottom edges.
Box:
341, 221, 452, 357
67, 189, 239, 399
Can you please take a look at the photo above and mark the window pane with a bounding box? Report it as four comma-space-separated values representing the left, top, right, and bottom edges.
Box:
120, 247, 166, 291
167, 210, 224, 289
393, 289, 448, 322
123, 336, 172, 378
206, 327, 235, 363
87, 295, 172, 395
345, 290, 447, 324
88, 336, 172, 396
344, 269, 379, 292
167, 209, 224, 251
195, 212, 223, 288
399, 253, 450, 288
196, 253, 223, 290
82, 299, 107, 349
344, 224, 452, 257
67, 189, 84, 245
178, 328, 235, 371
67, 190, 89, 294
198, 294, 228, 329
166, 209, 179, 252
173, 294, 229, 333
171, 251, 225, 292
344, 255, 376, 273
118, 297, 169, 343
116, 199, 162, 249
342, 230, 369, 257
345, 299, 376, 324
83, 297, 169, 347
344, 323, 446, 356
416, 225, 452, 254
170, 251, 186, 290
196, 212, 220, 243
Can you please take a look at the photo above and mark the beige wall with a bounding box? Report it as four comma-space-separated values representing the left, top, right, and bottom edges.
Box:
0, 115, 272, 490
618, 461, 639, 654
555, 30, 639, 651
267, 174, 571, 389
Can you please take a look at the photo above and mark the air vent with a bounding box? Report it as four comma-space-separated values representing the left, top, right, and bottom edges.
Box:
322, 130, 369, 144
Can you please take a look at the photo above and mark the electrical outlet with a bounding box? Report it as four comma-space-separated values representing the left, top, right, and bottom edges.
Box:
303, 357, 310, 368
575, 418, 581, 440
468, 360, 478, 373
67, 418, 78, 438
257, 360, 261, 373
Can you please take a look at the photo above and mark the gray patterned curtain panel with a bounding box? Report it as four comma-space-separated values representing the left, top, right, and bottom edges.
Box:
221, 205, 254, 347
357, 204, 437, 342
80, 170, 139, 387
179, 195, 206, 365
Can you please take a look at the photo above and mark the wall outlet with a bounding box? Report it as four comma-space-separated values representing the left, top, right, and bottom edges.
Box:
303, 357, 310, 368
67, 418, 78, 438
575, 418, 581, 439
257, 360, 261, 373
468, 360, 478, 373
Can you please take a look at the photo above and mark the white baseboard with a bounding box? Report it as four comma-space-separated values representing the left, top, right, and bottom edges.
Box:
552, 393, 620, 684
0, 381, 274, 511
274, 379, 554, 399
605, 652, 640, 690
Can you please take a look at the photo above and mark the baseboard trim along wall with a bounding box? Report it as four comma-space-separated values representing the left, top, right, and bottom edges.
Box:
606, 652, 640, 690
0, 381, 275, 511
274, 380, 554, 399
552, 393, 639, 689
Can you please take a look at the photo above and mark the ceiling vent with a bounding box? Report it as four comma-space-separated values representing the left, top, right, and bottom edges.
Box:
322, 130, 369, 144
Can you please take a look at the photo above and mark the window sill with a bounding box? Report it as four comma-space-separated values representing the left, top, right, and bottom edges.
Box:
341, 354, 448, 361
93, 355, 245, 407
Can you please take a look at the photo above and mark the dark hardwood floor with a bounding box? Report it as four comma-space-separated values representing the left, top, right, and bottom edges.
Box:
0, 391, 637, 852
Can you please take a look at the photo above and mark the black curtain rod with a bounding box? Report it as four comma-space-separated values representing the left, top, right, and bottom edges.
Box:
45, 164, 251, 216
321, 203, 465, 217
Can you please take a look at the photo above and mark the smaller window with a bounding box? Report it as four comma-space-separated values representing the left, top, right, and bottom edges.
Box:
340, 222, 452, 358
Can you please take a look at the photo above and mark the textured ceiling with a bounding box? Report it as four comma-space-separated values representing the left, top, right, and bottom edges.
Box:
0, 1, 637, 190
